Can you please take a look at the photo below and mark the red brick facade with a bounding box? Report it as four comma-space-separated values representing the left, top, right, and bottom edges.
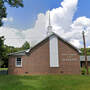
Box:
8, 37, 81, 75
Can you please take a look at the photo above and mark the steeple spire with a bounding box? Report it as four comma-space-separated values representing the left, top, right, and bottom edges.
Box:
47, 10, 52, 35
49, 11, 51, 26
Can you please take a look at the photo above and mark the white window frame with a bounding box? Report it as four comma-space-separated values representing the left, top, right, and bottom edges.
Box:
16, 57, 22, 67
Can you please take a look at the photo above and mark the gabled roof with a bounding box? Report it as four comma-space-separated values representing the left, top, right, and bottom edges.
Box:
9, 32, 81, 56
29, 32, 81, 53
8, 49, 29, 56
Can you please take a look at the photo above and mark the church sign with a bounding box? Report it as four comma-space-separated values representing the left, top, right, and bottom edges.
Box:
61, 53, 78, 61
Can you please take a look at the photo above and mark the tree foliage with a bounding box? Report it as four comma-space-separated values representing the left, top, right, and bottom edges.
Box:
0, 0, 23, 26
22, 41, 30, 50
0, 0, 24, 68
0, 0, 24, 67
80, 48, 90, 56
0, 36, 6, 67
0, 40, 30, 68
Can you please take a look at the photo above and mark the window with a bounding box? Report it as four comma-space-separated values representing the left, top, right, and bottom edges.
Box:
16, 57, 22, 67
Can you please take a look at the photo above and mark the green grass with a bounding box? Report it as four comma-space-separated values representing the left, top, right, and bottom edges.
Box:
0, 68, 8, 71
0, 75, 90, 90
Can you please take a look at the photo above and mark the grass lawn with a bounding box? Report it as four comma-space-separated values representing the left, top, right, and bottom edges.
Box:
0, 68, 8, 71
0, 75, 90, 90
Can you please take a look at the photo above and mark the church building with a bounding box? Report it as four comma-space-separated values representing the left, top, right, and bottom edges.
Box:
8, 14, 81, 75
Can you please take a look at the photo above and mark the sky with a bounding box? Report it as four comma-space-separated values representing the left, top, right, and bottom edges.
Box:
0, 0, 90, 48
5, 0, 61, 30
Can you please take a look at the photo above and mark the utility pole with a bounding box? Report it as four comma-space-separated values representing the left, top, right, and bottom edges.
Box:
82, 31, 89, 75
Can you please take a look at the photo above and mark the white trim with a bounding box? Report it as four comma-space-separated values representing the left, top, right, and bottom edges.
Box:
15, 57, 22, 67
49, 35, 59, 67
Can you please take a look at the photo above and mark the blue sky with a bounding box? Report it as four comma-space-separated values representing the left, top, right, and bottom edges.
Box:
1, 0, 90, 48
5, 0, 90, 30
5, 0, 61, 29
74, 0, 90, 20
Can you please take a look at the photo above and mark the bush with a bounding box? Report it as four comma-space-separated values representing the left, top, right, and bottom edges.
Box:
81, 67, 86, 75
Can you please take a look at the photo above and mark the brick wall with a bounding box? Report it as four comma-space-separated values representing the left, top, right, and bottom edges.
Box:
8, 37, 81, 75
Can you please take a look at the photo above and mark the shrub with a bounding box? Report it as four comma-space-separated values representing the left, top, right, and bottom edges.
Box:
81, 67, 86, 75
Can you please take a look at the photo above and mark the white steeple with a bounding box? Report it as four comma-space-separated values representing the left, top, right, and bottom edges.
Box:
47, 11, 52, 35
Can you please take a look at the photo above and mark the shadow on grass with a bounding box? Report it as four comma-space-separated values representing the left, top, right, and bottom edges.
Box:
0, 75, 38, 90
0, 70, 8, 75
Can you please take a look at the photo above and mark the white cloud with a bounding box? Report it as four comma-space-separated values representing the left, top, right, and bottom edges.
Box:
70, 17, 90, 48
0, 27, 25, 47
3, 17, 14, 22
70, 39, 83, 48
88, 46, 90, 48
9, 17, 14, 22
0, 0, 90, 48
22, 0, 79, 47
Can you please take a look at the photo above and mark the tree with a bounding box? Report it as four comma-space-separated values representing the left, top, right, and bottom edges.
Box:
80, 48, 90, 56
22, 41, 30, 50
0, 0, 23, 26
0, 0, 24, 67
0, 36, 5, 67
0, 60, 4, 68
0, 41, 30, 68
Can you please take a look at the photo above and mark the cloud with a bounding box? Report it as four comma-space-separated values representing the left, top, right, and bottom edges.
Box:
22, 0, 79, 47
70, 39, 83, 48
0, 0, 90, 48
70, 17, 90, 48
3, 17, 14, 22
0, 27, 25, 47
